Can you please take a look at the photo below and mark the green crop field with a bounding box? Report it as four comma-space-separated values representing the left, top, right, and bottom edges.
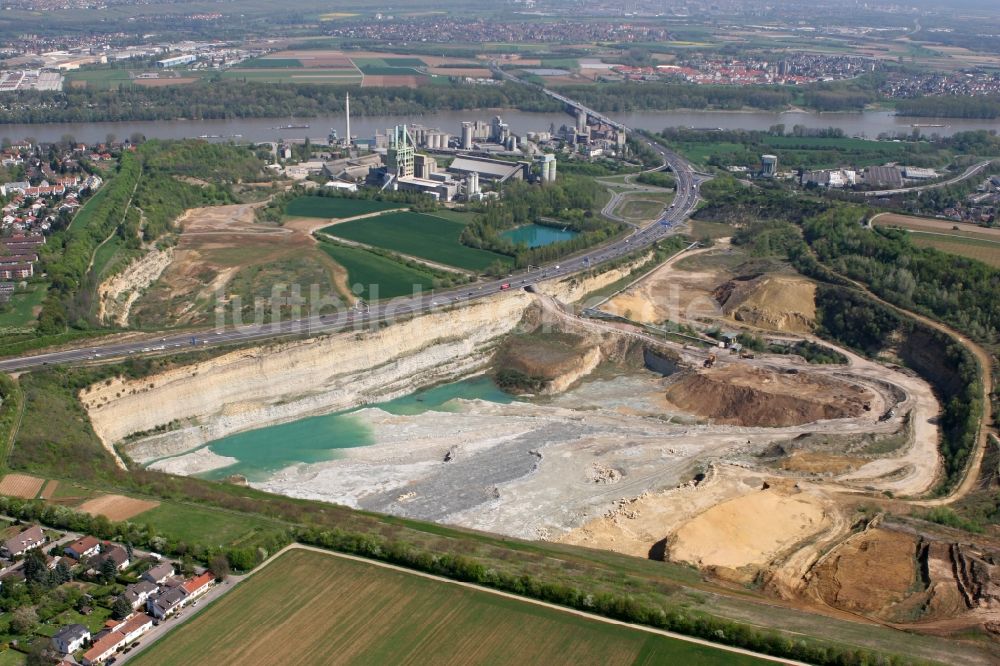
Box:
323, 211, 512, 271
132, 548, 767, 666
352, 56, 426, 75
221, 70, 361, 84
907, 232, 1000, 268
65, 68, 133, 89
284, 196, 404, 219
239, 57, 304, 68
318, 242, 438, 299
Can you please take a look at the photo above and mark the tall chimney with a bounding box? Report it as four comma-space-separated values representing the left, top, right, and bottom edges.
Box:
345, 92, 351, 146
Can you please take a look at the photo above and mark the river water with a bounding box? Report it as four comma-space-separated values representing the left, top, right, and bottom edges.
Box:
6, 108, 998, 145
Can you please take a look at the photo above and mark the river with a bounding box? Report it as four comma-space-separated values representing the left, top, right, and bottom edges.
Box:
5, 108, 997, 145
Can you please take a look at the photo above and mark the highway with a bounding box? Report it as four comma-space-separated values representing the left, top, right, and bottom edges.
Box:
0, 88, 707, 373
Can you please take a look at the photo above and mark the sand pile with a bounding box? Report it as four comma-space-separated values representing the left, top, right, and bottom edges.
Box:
663, 365, 871, 427
714, 275, 816, 333
668, 484, 829, 575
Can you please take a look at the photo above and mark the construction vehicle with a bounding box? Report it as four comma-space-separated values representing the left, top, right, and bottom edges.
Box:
703, 353, 717, 368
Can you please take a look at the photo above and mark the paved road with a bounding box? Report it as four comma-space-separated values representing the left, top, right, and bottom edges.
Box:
862, 160, 993, 197
0, 90, 706, 373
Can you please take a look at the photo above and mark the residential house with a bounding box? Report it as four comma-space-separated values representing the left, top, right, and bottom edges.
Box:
147, 587, 186, 619
119, 613, 153, 643
123, 580, 158, 609
51, 623, 90, 654
81, 631, 125, 665
180, 572, 214, 601
94, 544, 130, 572
141, 562, 174, 585
65, 535, 101, 560
2, 525, 46, 557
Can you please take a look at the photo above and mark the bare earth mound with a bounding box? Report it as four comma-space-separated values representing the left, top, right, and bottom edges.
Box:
714, 274, 816, 333
669, 484, 829, 575
78, 494, 159, 521
808, 527, 919, 617
664, 365, 871, 427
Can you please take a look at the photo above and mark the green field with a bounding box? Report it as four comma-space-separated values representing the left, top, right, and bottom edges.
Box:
137, 503, 287, 549
318, 242, 438, 299
284, 196, 404, 219
353, 56, 426, 75
0, 283, 47, 329
908, 232, 1000, 268
221, 69, 362, 84
133, 548, 767, 666
323, 211, 512, 271
65, 68, 133, 89
239, 57, 304, 68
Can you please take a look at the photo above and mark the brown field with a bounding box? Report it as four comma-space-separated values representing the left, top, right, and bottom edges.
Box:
38, 479, 59, 500
0, 474, 45, 499
132, 547, 762, 666
133, 77, 198, 87
131, 202, 353, 327
873, 213, 1000, 240
361, 75, 425, 88
78, 494, 159, 521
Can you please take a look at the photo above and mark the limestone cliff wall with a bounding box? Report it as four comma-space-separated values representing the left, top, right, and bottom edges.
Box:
83, 255, 654, 464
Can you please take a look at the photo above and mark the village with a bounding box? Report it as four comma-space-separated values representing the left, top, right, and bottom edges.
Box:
0, 139, 107, 290
1, 521, 220, 665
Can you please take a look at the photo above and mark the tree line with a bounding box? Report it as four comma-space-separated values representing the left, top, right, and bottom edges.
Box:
0, 80, 561, 125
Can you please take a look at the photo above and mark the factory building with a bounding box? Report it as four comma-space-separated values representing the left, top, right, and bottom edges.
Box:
447, 155, 530, 184
158, 54, 196, 68
387, 125, 415, 179
864, 165, 903, 189
760, 154, 778, 178
537, 154, 557, 183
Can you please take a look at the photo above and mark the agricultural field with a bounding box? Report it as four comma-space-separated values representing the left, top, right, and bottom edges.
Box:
907, 232, 1000, 267
132, 547, 766, 666
874, 213, 1000, 267
64, 68, 132, 90
318, 242, 439, 300
219, 69, 362, 84
284, 196, 405, 219
322, 211, 513, 271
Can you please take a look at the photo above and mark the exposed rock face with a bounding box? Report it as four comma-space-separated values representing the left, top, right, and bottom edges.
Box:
98, 246, 174, 327
84, 255, 653, 464
663, 365, 871, 427
87, 292, 532, 463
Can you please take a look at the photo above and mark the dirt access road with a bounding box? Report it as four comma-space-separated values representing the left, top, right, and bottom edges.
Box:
830, 272, 996, 505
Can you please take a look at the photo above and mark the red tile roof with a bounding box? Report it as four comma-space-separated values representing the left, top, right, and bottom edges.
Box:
181, 572, 214, 594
